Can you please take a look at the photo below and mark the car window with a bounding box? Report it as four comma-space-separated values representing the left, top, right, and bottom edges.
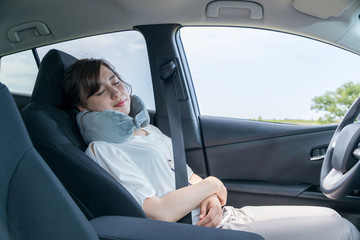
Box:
37, 30, 155, 110
0, 50, 38, 95
180, 27, 360, 125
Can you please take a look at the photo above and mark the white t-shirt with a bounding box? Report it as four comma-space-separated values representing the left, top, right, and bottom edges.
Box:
85, 124, 200, 224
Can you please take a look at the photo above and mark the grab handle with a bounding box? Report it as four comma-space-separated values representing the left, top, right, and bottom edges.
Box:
8, 21, 50, 43
206, 1, 263, 19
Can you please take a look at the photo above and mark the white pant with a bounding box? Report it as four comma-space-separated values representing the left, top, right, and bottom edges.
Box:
218, 206, 360, 240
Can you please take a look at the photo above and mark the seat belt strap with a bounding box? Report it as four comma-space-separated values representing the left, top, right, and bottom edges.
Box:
160, 59, 192, 224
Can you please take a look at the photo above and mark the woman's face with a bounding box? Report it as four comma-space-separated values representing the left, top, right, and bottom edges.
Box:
78, 64, 131, 114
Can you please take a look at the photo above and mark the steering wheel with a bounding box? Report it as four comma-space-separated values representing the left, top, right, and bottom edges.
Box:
321, 96, 360, 200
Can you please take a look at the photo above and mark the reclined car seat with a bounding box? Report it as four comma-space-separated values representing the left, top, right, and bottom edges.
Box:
21, 49, 145, 219
1, 81, 264, 240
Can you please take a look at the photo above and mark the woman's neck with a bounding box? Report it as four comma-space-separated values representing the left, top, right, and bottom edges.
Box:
133, 128, 148, 136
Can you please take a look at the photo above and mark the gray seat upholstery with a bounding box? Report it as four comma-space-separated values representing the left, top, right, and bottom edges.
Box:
0, 82, 99, 240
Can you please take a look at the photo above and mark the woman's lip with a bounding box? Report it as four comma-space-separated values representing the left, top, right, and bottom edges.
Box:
114, 99, 126, 107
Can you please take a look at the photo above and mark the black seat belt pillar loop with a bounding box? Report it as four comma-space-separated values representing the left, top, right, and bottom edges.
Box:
160, 59, 192, 224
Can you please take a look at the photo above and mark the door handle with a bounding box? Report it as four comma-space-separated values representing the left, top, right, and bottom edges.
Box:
309, 146, 327, 161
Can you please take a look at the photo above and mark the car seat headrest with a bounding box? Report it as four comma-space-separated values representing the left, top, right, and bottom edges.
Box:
31, 49, 78, 108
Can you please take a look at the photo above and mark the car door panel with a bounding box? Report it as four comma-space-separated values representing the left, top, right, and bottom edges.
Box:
199, 115, 360, 225
200, 115, 334, 185
205, 129, 331, 184
199, 115, 338, 199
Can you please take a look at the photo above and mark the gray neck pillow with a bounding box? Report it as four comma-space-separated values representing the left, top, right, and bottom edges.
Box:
76, 95, 150, 144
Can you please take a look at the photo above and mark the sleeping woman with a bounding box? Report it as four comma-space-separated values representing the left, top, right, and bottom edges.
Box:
63, 58, 360, 240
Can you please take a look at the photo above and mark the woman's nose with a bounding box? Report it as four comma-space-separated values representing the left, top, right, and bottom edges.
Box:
110, 87, 120, 99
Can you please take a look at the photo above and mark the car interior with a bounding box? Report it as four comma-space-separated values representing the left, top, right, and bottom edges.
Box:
2, 0, 360, 239
0, 50, 262, 240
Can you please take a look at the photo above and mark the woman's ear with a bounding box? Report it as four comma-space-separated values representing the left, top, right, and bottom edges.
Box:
77, 104, 88, 111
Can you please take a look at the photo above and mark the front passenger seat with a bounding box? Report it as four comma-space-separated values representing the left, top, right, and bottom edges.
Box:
21, 49, 145, 219
1, 80, 264, 240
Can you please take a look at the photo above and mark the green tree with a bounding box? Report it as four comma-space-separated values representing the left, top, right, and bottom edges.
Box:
311, 81, 360, 123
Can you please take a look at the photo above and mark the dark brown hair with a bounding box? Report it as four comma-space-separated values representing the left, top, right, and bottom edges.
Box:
63, 59, 132, 109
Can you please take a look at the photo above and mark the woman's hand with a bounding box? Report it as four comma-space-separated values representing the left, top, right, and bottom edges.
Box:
205, 176, 227, 206
143, 175, 227, 222
197, 194, 223, 227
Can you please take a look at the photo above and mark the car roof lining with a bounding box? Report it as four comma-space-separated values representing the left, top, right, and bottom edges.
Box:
1, 0, 360, 56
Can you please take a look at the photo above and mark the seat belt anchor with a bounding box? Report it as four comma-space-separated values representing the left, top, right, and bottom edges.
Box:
160, 60, 178, 81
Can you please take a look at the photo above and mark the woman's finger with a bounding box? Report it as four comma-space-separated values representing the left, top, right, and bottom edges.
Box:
199, 202, 208, 219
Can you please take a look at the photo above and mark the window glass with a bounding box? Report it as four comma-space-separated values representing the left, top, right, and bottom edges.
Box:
37, 31, 155, 110
0, 50, 38, 95
180, 27, 360, 125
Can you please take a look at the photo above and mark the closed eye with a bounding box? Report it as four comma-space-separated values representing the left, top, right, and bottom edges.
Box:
96, 89, 105, 96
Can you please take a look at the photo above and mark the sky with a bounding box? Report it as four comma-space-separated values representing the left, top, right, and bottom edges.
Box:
1, 27, 360, 121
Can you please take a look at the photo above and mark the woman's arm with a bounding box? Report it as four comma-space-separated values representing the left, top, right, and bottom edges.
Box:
190, 173, 204, 184
142, 176, 227, 222
190, 173, 223, 227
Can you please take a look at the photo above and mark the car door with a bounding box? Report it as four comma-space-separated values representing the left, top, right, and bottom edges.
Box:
179, 26, 360, 226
